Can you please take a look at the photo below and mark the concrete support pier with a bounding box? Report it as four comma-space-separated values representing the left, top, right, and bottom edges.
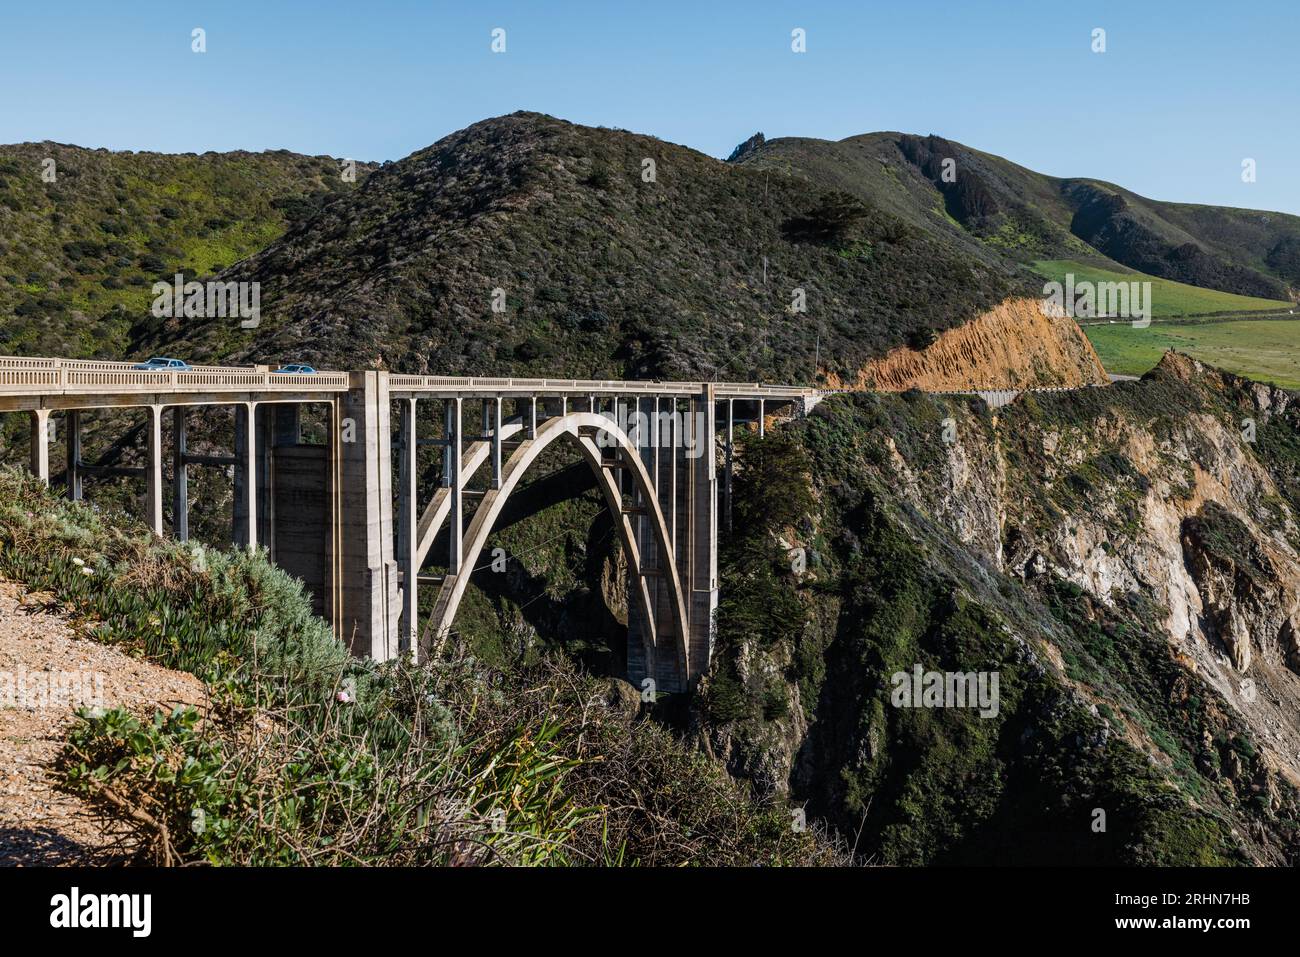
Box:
172, 407, 188, 541
686, 387, 719, 684
27, 409, 50, 485
333, 372, 400, 660
396, 397, 419, 656
65, 410, 82, 501
145, 405, 164, 535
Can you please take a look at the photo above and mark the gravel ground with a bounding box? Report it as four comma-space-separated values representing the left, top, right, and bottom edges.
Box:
0, 579, 207, 866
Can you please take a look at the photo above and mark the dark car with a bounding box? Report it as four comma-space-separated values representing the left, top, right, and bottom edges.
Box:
132, 357, 190, 371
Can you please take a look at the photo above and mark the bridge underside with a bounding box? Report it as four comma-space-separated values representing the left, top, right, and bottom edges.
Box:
3, 358, 814, 694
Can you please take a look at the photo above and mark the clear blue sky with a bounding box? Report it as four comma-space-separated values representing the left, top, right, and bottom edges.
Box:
2, 0, 1296, 212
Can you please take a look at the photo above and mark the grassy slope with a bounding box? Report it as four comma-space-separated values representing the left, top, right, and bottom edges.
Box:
0, 143, 372, 358
1084, 318, 1300, 387
1033, 259, 1293, 317
1030, 258, 1300, 385
743, 132, 1300, 303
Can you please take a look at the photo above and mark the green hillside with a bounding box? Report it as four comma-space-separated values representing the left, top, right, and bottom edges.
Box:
738, 132, 1300, 304
1033, 259, 1293, 318
1085, 318, 1300, 387
149, 112, 1017, 383
0, 143, 373, 358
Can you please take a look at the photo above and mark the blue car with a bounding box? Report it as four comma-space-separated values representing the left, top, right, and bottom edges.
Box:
132, 357, 190, 371
274, 364, 318, 374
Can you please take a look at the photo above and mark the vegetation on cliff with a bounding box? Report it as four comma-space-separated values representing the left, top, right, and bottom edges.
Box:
699, 357, 1300, 865
0, 468, 840, 866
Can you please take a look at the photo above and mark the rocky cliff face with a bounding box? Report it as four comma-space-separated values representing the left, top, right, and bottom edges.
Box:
826, 296, 1109, 391
699, 351, 1300, 864
996, 355, 1300, 790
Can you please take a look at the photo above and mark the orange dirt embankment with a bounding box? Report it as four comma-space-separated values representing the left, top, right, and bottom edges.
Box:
825, 297, 1109, 391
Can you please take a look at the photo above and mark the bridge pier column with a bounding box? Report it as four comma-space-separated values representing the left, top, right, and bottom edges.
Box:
489, 396, 502, 490
66, 411, 82, 501
649, 397, 660, 503
333, 373, 399, 659
397, 397, 418, 657
145, 405, 164, 536
27, 409, 50, 486
172, 407, 188, 541
667, 398, 678, 557
626, 395, 649, 688
257, 406, 280, 558
641, 394, 673, 690
233, 402, 259, 548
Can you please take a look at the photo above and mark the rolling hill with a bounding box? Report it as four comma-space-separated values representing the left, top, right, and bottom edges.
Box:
153, 112, 1022, 384
734, 131, 1300, 308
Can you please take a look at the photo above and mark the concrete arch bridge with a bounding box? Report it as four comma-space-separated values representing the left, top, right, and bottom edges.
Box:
0, 357, 819, 693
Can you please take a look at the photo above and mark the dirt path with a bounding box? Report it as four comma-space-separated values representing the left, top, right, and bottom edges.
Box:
0, 580, 207, 866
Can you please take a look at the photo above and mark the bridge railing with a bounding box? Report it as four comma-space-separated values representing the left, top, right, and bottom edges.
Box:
1, 355, 817, 401
387, 374, 820, 400
1, 356, 247, 373
0, 356, 349, 395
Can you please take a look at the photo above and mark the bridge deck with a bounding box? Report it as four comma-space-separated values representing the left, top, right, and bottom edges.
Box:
0, 356, 818, 403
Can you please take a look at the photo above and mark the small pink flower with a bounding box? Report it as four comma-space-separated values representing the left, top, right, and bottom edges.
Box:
337, 690, 352, 704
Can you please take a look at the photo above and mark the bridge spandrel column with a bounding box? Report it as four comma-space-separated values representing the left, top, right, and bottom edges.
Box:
232, 402, 259, 549
490, 396, 502, 490
683, 386, 719, 687
66, 410, 82, 502
626, 396, 656, 691
724, 398, 734, 533
172, 407, 188, 541
397, 397, 418, 658
446, 397, 463, 574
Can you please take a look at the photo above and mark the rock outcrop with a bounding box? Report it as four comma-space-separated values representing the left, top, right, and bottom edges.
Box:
701, 350, 1300, 864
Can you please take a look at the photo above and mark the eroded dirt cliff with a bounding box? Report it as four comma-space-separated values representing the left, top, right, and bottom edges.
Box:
825, 296, 1109, 391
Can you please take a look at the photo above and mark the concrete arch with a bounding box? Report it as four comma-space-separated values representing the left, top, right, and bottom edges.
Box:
420, 411, 691, 687
414, 419, 524, 569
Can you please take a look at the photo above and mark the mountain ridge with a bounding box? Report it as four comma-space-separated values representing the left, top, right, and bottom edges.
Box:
735, 129, 1300, 303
